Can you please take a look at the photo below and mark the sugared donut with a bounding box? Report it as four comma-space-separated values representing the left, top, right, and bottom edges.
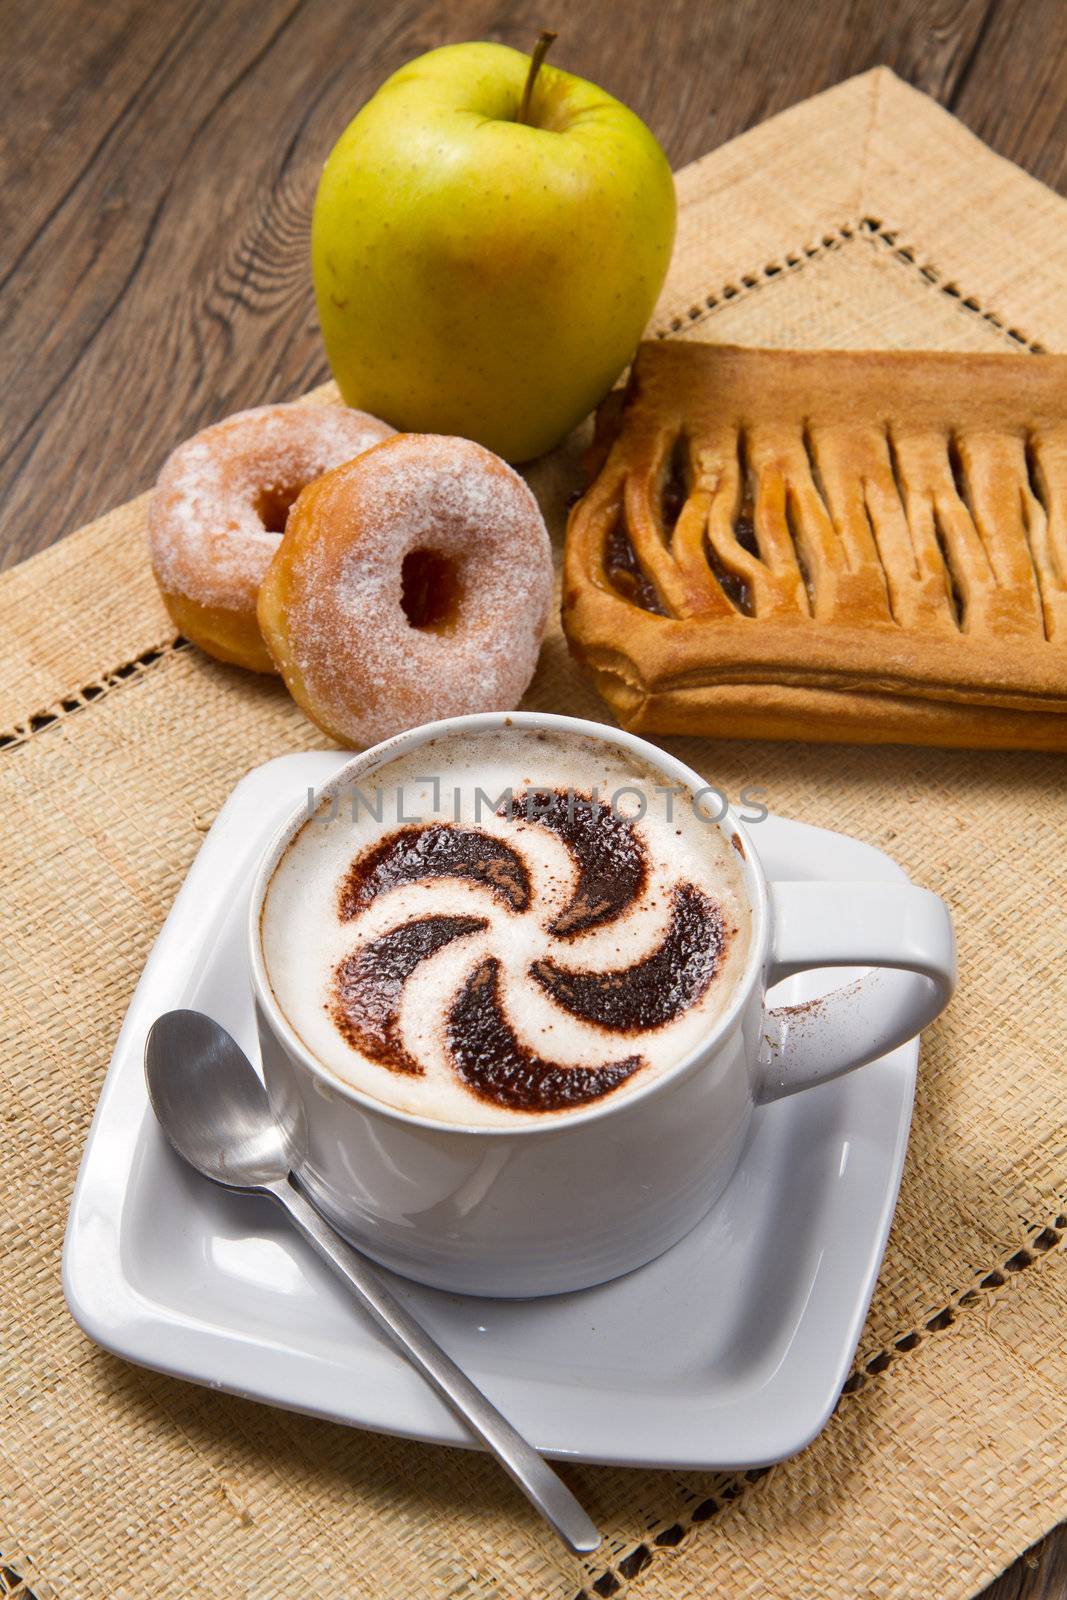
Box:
257, 433, 554, 747
148, 402, 394, 672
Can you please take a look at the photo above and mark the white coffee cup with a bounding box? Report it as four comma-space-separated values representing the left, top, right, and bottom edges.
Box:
249, 711, 955, 1297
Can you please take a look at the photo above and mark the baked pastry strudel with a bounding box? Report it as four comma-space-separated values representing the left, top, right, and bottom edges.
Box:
563, 342, 1067, 750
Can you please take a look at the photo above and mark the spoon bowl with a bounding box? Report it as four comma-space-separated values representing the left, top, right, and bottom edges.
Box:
146, 1009, 289, 1189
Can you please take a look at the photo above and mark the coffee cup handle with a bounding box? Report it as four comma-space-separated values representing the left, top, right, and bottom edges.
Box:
755, 881, 957, 1104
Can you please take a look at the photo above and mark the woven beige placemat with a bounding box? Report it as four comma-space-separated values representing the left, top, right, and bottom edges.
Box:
1, 68, 1064, 1600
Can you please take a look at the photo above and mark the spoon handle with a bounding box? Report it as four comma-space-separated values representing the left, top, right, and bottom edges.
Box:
272, 1180, 601, 1556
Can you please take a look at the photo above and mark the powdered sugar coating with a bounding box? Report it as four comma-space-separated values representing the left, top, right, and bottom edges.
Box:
270, 434, 554, 747
148, 403, 395, 614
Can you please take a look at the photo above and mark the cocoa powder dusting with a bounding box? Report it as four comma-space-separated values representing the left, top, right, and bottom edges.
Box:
531, 884, 727, 1032
446, 957, 642, 1112
339, 824, 530, 918
508, 789, 647, 936
332, 914, 487, 1075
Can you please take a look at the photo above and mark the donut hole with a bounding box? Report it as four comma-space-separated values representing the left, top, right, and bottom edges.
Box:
400, 549, 462, 633
255, 481, 306, 534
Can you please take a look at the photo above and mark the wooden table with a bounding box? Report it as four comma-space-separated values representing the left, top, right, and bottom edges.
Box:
1, 2, 1064, 1595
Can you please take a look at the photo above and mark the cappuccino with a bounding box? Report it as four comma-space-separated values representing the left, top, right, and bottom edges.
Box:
260, 726, 751, 1127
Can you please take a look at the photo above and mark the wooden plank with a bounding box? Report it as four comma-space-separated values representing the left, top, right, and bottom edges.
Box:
949, 0, 1067, 194
0, 0, 198, 262
0, 0, 1022, 571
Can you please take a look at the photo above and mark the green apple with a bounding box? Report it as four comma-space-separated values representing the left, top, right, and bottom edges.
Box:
311, 37, 675, 461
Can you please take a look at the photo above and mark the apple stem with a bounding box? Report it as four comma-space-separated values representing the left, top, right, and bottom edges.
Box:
517, 30, 558, 125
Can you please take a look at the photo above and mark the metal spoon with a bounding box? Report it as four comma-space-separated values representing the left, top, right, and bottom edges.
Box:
144, 1008, 600, 1556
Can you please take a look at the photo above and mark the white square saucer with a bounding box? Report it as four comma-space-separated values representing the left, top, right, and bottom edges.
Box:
63, 753, 916, 1470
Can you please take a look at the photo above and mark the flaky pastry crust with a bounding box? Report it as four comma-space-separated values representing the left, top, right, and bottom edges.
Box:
562, 342, 1067, 750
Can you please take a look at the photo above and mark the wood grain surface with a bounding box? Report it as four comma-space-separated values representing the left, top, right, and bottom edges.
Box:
1, 2, 1065, 1596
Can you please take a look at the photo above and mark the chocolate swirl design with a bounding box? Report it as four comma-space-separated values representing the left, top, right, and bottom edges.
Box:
333, 915, 488, 1075
330, 798, 730, 1114
509, 790, 646, 937
447, 958, 641, 1112
531, 884, 724, 1030
340, 825, 530, 918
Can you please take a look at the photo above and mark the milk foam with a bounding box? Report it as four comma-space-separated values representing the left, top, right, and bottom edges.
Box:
261, 727, 752, 1127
